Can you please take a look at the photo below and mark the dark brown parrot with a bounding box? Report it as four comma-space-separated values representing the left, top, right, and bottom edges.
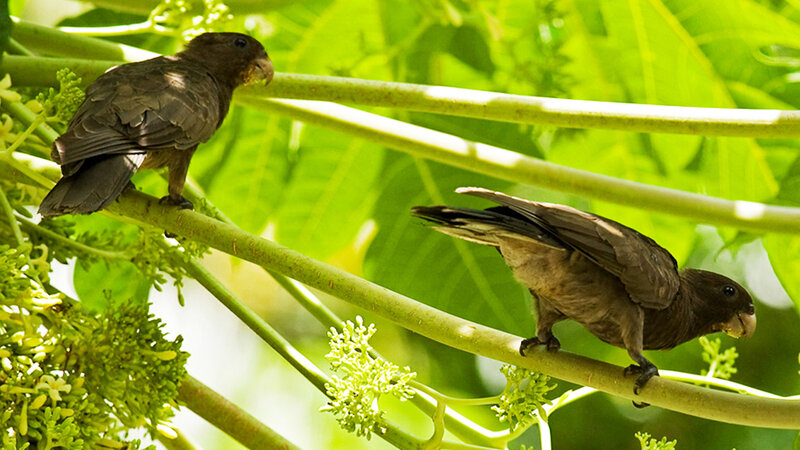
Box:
412, 187, 756, 400
38, 32, 274, 217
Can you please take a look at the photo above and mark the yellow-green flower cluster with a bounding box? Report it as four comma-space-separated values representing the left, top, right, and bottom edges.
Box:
0, 243, 186, 448
321, 316, 416, 440
699, 336, 738, 380
34, 68, 85, 124
150, 0, 233, 40
635, 432, 677, 450
492, 364, 556, 431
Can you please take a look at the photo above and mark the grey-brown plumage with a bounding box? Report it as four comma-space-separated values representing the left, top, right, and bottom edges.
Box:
39, 32, 274, 217
412, 187, 756, 399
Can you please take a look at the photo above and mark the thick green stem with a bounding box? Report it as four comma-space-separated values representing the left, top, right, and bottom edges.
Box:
243, 73, 800, 138
660, 370, 800, 400
0, 184, 24, 245
15, 214, 131, 260
240, 97, 800, 234
179, 254, 330, 393
10, 20, 157, 61
1, 99, 59, 151
103, 189, 800, 429
179, 179, 345, 331
2, 55, 123, 88
177, 375, 302, 450
177, 251, 423, 449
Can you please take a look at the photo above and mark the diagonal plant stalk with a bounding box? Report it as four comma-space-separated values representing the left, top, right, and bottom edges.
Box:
9, 150, 799, 434
98, 188, 800, 429
10, 19, 158, 61
238, 97, 800, 234
177, 376, 304, 450
242, 74, 800, 138
171, 245, 425, 449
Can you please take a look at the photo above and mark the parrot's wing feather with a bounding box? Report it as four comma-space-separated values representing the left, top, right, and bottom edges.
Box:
457, 187, 680, 309
53, 57, 222, 167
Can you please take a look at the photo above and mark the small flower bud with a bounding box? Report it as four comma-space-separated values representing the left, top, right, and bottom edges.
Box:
29, 394, 47, 410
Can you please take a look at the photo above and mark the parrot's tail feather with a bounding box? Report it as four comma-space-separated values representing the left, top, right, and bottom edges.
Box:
411, 205, 562, 248
38, 154, 146, 217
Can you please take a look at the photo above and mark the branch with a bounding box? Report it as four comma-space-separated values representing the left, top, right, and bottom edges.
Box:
10, 19, 157, 61
4, 151, 799, 433
177, 375, 303, 450
245, 73, 800, 138
169, 245, 427, 449
101, 189, 800, 430
3, 54, 123, 88
178, 254, 330, 393
238, 97, 800, 234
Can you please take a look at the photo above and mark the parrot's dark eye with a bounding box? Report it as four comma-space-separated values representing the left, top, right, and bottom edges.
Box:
722, 285, 736, 297
234, 37, 248, 48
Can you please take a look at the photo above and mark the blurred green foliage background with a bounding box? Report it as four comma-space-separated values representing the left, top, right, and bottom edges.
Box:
12, 0, 800, 448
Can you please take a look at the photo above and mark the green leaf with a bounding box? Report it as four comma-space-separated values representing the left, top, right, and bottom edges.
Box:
448, 25, 494, 76
73, 261, 151, 312
663, 0, 800, 107
0, 0, 11, 60
192, 107, 291, 234
274, 126, 385, 259
364, 153, 531, 335
776, 154, 800, 205
763, 234, 800, 318
270, 0, 388, 78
